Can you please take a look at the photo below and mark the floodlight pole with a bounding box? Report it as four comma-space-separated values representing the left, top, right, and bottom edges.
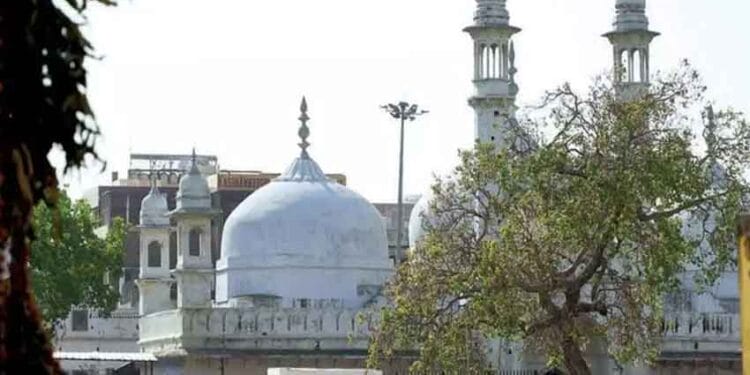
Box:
381, 101, 428, 266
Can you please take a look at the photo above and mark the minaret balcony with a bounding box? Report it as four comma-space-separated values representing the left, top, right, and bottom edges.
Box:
472, 78, 514, 98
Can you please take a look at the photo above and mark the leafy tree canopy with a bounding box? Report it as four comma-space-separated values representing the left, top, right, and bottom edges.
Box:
369, 63, 750, 374
31, 193, 125, 329
0, 0, 115, 371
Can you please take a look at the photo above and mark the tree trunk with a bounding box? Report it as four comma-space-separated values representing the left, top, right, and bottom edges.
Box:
561, 335, 591, 375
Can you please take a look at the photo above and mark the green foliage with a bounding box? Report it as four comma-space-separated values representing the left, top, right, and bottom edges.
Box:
30, 193, 125, 328
369, 63, 750, 374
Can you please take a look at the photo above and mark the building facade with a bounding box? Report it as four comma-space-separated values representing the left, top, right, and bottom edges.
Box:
62, 154, 411, 374
58, 1, 741, 374
133, 100, 412, 374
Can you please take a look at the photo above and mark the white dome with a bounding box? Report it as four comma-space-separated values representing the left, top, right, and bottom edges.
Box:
175, 154, 211, 211
216, 155, 392, 307
408, 190, 436, 248
140, 185, 168, 227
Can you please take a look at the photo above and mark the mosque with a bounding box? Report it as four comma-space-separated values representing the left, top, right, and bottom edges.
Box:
56, 0, 741, 374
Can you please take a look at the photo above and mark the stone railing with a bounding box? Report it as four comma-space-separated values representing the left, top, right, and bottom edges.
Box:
140, 307, 379, 353
61, 309, 139, 341
660, 313, 739, 340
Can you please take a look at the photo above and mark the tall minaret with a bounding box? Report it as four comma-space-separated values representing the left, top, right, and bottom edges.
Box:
464, 0, 521, 149
603, 0, 659, 96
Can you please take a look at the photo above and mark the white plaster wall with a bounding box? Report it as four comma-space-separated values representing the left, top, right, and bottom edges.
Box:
139, 307, 380, 354
55, 309, 139, 374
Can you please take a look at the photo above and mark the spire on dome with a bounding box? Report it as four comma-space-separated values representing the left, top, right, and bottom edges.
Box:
473, 0, 510, 27
613, 0, 649, 32
275, 97, 330, 183
189, 148, 200, 175
148, 173, 160, 195
298, 96, 311, 159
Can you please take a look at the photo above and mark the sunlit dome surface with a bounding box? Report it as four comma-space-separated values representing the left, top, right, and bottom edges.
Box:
216, 99, 392, 307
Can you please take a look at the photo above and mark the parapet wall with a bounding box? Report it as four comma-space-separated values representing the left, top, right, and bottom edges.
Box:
140, 307, 379, 354
661, 313, 738, 340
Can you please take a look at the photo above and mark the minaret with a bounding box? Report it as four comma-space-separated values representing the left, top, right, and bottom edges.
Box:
603, 0, 659, 96
464, 0, 521, 148
170, 150, 219, 308
135, 178, 174, 315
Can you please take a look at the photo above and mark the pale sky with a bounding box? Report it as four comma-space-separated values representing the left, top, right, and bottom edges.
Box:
60, 0, 750, 203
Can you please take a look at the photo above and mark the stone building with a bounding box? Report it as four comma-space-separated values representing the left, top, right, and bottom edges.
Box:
57, 1, 741, 374
132, 100, 411, 374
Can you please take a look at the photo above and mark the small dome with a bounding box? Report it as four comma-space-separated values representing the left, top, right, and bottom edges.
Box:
140, 184, 168, 226
175, 151, 211, 211
408, 191, 436, 248
215, 99, 392, 307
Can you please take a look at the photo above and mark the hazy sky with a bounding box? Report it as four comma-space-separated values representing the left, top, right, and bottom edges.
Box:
61, 0, 750, 202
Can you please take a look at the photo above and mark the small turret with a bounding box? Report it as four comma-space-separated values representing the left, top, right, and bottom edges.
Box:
169, 150, 220, 308
136, 177, 174, 315
464, 0, 521, 149
603, 0, 659, 94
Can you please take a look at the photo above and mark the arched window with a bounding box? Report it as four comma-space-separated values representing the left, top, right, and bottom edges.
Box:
501, 43, 509, 78
169, 231, 177, 269
475, 43, 484, 80
189, 228, 201, 256
620, 49, 629, 82
632, 49, 642, 83
148, 241, 161, 268
490, 44, 498, 79
132, 285, 139, 307
482, 46, 492, 79
170, 283, 178, 301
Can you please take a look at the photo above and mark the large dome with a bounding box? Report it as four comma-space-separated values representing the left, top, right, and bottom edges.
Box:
216, 100, 392, 307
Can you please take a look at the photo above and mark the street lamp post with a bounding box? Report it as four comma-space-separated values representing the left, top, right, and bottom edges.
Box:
381, 101, 428, 266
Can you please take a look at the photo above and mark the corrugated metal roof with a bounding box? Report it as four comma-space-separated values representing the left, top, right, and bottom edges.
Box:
53, 352, 157, 362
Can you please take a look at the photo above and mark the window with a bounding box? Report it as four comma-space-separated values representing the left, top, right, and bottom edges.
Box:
132, 286, 139, 307
189, 228, 201, 256
170, 283, 178, 301
632, 49, 642, 82
169, 231, 177, 269
147, 241, 161, 268
619, 49, 629, 82
71, 309, 88, 332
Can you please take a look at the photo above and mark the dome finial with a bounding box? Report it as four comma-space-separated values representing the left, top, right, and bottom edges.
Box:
298, 96, 311, 159
189, 147, 200, 175
149, 172, 160, 194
